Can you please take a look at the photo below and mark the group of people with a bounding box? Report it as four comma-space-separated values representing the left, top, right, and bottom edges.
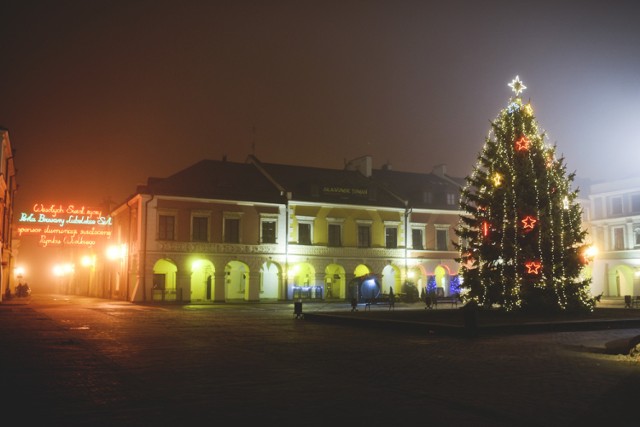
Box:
4, 282, 31, 299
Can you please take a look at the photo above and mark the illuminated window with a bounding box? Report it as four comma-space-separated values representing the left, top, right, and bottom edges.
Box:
435, 227, 449, 251
298, 223, 312, 245
611, 197, 623, 215
412, 228, 424, 250
261, 219, 276, 244
192, 216, 209, 242
385, 226, 397, 249
358, 225, 371, 248
328, 223, 342, 247
158, 215, 175, 240
224, 218, 240, 243
613, 226, 625, 250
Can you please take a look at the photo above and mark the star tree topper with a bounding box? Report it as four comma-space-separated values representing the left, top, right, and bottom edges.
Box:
508, 75, 527, 96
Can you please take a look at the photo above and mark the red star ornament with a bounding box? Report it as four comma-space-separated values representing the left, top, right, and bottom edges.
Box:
521, 215, 537, 230
525, 260, 542, 274
515, 135, 530, 151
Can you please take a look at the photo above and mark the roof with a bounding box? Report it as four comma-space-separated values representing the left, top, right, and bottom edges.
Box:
138, 159, 284, 204
371, 168, 463, 210
133, 156, 465, 210
257, 161, 406, 208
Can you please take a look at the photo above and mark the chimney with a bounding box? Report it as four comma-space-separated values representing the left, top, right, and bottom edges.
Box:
345, 155, 373, 177
432, 164, 446, 177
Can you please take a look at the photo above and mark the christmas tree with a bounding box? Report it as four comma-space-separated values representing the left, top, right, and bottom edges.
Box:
455, 76, 597, 313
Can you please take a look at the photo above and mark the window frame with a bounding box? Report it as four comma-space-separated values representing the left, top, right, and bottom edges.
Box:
327, 221, 343, 247
223, 212, 242, 244
191, 212, 210, 242
411, 225, 425, 250
384, 221, 399, 249
356, 220, 372, 248
610, 196, 623, 215
435, 225, 449, 251
158, 212, 176, 241
612, 226, 625, 250
297, 216, 314, 245
260, 215, 278, 244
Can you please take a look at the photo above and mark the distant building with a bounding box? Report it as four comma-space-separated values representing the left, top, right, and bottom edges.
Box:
588, 177, 640, 298
0, 128, 18, 301
105, 155, 464, 303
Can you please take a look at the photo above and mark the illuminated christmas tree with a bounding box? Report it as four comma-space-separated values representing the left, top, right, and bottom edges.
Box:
455, 76, 597, 313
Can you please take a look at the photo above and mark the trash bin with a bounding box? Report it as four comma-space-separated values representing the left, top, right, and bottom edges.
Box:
294, 301, 303, 319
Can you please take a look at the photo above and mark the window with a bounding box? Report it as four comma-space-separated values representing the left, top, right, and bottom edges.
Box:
224, 218, 240, 243
412, 228, 424, 250
358, 225, 371, 248
611, 197, 623, 215
423, 191, 433, 204
261, 219, 277, 244
158, 215, 175, 240
613, 226, 624, 250
385, 226, 397, 249
328, 223, 342, 247
632, 195, 640, 213
447, 193, 457, 206
298, 222, 312, 245
635, 227, 640, 247
192, 216, 208, 242
436, 227, 449, 251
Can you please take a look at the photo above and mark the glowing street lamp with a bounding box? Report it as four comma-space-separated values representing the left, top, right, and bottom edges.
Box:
14, 266, 25, 280
584, 245, 598, 261
106, 244, 127, 260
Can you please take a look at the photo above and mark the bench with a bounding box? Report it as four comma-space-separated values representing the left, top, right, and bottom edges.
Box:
364, 297, 395, 311
434, 296, 460, 308
424, 294, 460, 309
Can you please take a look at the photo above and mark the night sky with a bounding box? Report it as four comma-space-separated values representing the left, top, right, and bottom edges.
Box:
2, 1, 640, 282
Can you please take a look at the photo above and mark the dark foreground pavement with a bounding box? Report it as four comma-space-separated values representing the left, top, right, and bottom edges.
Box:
1, 294, 640, 426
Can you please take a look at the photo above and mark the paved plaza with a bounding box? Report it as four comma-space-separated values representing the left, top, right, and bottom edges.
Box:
1, 294, 640, 426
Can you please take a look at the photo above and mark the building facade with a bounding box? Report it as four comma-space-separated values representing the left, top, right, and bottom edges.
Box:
106, 155, 464, 304
0, 128, 17, 302
588, 177, 640, 298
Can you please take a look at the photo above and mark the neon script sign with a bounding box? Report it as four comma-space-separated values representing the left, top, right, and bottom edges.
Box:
17, 203, 113, 248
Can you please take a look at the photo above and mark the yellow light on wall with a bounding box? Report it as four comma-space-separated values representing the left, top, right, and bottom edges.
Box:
81, 255, 95, 267
106, 244, 127, 260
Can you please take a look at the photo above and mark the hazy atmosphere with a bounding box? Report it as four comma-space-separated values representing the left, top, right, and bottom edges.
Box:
2, 0, 640, 285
